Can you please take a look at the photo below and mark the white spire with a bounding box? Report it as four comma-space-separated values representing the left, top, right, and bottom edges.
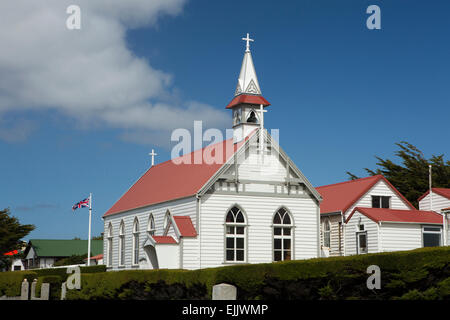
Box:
234, 33, 262, 96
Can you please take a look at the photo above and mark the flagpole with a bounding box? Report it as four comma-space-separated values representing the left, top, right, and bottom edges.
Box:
87, 193, 92, 267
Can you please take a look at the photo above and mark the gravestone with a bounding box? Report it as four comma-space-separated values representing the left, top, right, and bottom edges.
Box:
212, 283, 237, 300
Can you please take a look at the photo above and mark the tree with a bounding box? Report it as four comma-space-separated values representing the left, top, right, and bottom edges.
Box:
54, 254, 87, 267
0, 208, 35, 270
347, 141, 450, 208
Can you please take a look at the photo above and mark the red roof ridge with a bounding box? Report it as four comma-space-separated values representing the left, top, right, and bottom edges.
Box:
316, 175, 381, 190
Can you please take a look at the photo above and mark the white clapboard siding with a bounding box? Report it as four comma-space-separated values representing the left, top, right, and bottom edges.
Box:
103, 196, 197, 270
380, 223, 422, 252
345, 180, 412, 219
344, 211, 379, 256
199, 193, 319, 269
419, 193, 450, 212
181, 237, 200, 270
320, 215, 343, 257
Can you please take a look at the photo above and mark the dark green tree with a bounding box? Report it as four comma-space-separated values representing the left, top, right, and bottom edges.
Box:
0, 208, 35, 270
347, 141, 450, 208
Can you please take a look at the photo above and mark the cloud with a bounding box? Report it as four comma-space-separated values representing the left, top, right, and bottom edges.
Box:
0, 118, 36, 143
0, 0, 228, 145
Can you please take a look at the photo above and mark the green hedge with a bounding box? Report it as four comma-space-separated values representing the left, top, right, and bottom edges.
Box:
1, 248, 449, 300
0, 265, 106, 298
66, 246, 450, 300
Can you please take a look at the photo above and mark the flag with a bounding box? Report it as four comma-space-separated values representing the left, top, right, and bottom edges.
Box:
72, 198, 90, 211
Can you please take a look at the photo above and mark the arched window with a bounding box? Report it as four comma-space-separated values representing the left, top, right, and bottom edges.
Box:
147, 214, 155, 236
225, 206, 247, 262
323, 219, 331, 248
273, 207, 293, 261
163, 211, 171, 235
118, 220, 125, 266
132, 218, 140, 266
246, 110, 258, 123
107, 223, 113, 267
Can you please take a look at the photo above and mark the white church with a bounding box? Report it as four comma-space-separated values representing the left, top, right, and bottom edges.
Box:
102, 34, 323, 270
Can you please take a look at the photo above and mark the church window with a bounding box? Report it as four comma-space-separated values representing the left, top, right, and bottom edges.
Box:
147, 214, 155, 236
119, 220, 125, 266
246, 110, 258, 123
163, 211, 172, 235
225, 206, 247, 262
371, 196, 390, 208
273, 207, 293, 261
107, 223, 113, 267
323, 219, 331, 248
132, 218, 140, 266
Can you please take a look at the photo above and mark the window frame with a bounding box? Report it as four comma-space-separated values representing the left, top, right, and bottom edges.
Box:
132, 218, 140, 266
323, 218, 331, 248
224, 205, 248, 263
422, 225, 442, 247
371, 195, 391, 209
356, 230, 368, 254
163, 210, 172, 236
118, 220, 125, 267
272, 207, 294, 262
147, 213, 155, 236
107, 223, 113, 267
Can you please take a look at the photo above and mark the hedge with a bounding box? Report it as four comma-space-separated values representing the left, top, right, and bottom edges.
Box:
1, 247, 449, 300
0, 264, 106, 298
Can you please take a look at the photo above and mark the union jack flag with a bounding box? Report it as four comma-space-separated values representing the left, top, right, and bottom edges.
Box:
72, 198, 90, 211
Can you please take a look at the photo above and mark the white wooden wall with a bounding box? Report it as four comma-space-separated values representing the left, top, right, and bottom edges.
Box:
199, 193, 319, 268
380, 223, 422, 252
344, 211, 379, 255
419, 193, 450, 212
103, 196, 197, 270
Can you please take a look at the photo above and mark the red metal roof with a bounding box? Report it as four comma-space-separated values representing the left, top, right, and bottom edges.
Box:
173, 216, 197, 237
84, 253, 103, 261
418, 188, 450, 202
153, 236, 177, 244
225, 94, 270, 109
316, 175, 415, 214
104, 135, 250, 217
346, 207, 444, 224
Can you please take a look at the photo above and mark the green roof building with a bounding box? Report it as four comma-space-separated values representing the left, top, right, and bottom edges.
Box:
23, 239, 103, 269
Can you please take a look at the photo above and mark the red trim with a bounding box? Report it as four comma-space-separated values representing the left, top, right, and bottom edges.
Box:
225, 94, 270, 109
3, 250, 18, 256
418, 188, 450, 202
84, 253, 103, 261
153, 236, 177, 244
173, 216, 197, 237
345, 207, 443, 224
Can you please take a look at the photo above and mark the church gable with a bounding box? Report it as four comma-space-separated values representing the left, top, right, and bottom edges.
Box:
199, 131, 321, 202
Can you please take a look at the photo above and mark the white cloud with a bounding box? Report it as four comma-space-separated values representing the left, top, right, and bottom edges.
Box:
0, 0, 228, 145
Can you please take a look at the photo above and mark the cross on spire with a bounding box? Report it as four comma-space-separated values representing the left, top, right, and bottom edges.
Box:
242, 33, 254, 52
149, 149, 157, 167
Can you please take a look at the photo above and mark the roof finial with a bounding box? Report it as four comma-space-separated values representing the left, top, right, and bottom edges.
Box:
242, 33, 254, 52
149, 149, 157, 167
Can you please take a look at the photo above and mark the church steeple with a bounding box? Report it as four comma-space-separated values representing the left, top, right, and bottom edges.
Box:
226, 33, 270, 143
234, 33, 262, 96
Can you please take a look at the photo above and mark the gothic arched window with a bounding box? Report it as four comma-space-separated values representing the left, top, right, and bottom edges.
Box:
118, 220, 125, 266
273, 207, 293, 261
246, 110, 258, 123
225, 206, 247, 262
107, 223, 113, 267
163, 211, 172, 235
147, 214, 155, 236
132, 218, 140, 265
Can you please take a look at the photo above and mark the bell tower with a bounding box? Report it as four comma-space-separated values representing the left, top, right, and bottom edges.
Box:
226, 33, 270, 143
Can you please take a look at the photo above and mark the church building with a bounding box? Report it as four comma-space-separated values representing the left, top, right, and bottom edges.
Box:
102, 34, 322, 270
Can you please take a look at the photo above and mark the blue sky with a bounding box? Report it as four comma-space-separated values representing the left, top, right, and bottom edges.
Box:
1, 0, 449, 240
